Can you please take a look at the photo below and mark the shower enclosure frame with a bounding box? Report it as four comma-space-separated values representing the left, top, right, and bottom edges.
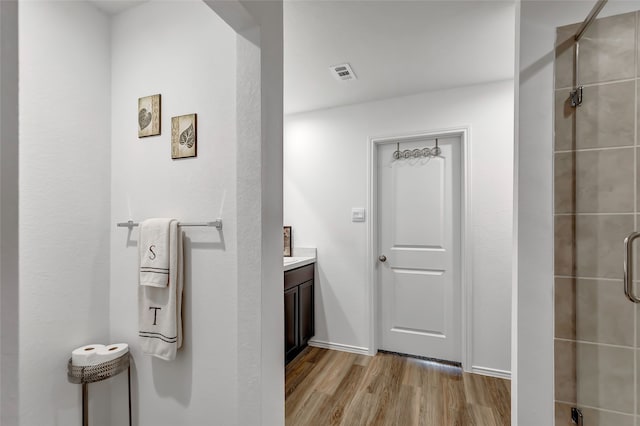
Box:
551, 1, 640, 425
569, 0, 608, 108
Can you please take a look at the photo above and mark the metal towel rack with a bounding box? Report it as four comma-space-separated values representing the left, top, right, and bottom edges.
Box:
67, 352, 132, 426
116, 219, 223, 230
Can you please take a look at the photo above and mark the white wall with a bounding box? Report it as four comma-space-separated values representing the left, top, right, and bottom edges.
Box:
109, 2, 239, 424
207, 1, 285, 423
284, 79, 514, 374
19, 1, 112, 424
236, 2, 285, 425
514, 1, 640, 424
16, 2, 284, 425
0, 1, 19, 424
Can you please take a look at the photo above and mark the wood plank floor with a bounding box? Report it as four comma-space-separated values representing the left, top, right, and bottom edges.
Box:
285, 347, 510, 426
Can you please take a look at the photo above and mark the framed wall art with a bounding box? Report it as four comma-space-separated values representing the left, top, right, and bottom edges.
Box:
283, 226, 292, 257
171, 113, 197, 159
138, 94, 161, 137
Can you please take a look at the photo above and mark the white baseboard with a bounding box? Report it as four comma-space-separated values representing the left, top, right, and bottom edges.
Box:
471, 365, 511, 380
308, 339, 371, 356
307, 341, 510, 380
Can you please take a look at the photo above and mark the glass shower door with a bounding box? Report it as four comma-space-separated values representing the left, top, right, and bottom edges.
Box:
554, 10, 639, 426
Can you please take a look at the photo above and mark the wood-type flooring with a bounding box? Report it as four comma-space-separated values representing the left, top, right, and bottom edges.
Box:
285, 347, 510, 426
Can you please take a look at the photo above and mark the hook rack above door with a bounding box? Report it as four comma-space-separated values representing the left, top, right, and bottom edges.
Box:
392, 139, 441, 160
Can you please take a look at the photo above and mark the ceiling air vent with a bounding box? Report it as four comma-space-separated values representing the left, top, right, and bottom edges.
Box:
330, 63, 357, 81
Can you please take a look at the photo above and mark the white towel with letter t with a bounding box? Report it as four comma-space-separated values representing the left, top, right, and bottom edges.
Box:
138, 218, 184, 361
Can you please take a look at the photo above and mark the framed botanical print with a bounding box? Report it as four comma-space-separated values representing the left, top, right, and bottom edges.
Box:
138, 94, 161, 137
171, 113, 197, 159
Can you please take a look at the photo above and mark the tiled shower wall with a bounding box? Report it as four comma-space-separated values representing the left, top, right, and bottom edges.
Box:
554, 11, 640, 426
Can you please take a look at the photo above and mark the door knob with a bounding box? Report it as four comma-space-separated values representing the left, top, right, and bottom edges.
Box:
378, 255, 387, 262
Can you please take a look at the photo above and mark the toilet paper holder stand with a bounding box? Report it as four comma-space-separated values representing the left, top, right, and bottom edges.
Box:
67, 352, 132, 426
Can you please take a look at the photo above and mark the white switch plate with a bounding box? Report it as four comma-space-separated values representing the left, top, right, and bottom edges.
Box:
352, 208, 366, 222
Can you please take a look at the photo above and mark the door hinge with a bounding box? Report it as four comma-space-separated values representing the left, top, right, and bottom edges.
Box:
571, 407, 583, 425
570, 86, 583, 108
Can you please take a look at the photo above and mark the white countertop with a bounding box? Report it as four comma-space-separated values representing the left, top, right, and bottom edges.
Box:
283, 247, 316, 271
283, 256, 315, 271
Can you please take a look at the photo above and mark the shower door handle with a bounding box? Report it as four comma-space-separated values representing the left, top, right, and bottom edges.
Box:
624, 231, 640, 303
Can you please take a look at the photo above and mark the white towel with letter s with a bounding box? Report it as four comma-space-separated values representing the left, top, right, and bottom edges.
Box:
138, 218, 184, 361
139, 218, 173, 287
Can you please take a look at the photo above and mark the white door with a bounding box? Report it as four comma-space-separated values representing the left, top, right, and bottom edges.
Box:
377, 136, 461, 362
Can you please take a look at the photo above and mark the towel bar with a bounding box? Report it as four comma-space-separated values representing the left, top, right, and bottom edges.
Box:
116, 219, 223, 230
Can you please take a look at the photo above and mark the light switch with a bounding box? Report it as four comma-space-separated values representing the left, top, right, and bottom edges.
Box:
352, 208, 366, 222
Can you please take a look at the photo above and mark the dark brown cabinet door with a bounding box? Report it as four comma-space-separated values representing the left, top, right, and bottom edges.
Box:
298, 280, 314, 348
284, 286, 298, 362
284, 263, 315, 365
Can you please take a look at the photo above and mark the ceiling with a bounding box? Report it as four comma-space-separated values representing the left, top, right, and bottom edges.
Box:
284, 1, 516, 114
87, 0, 147, 15
85, 0, 515, 114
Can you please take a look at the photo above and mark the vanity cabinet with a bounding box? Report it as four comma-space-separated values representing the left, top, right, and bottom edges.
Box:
284, 286, 298, 361
284, 263, 315, 364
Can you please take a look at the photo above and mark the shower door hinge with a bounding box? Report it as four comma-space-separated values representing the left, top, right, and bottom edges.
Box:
570, 86, 583, 107
571, 407, 583, 425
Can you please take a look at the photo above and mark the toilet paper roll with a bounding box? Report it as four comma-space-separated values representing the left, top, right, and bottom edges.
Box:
96, 343, 129, 363
71, 344, 106, 367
